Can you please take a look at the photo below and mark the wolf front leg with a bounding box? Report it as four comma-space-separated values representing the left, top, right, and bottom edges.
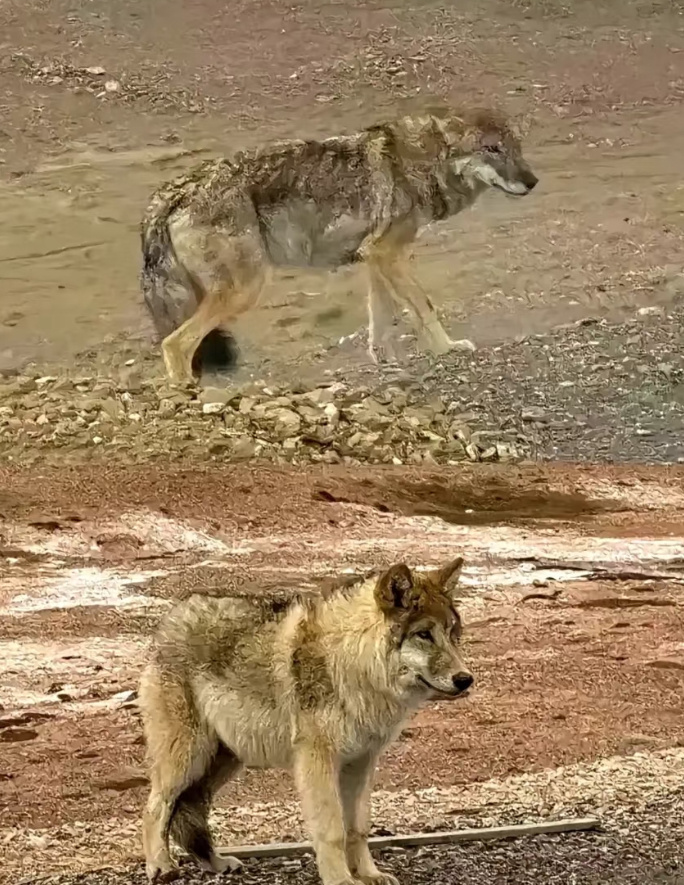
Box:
366, 263, 399, 365
377, 257, 476, 356
294, 741, 362, 885
340, 752, 399, 885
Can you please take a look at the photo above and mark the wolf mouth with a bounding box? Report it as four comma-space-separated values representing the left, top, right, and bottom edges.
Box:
416, 675, 465, 698
492, 180, 530, 196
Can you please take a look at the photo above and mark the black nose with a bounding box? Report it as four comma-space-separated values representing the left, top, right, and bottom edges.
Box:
452, 672, 474, 693
524, 173, 539, 191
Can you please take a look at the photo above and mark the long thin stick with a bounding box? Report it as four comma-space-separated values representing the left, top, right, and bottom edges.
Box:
217, 816, 601, 860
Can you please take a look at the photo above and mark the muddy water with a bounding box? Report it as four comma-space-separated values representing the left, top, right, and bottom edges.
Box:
1, 107, 683, 374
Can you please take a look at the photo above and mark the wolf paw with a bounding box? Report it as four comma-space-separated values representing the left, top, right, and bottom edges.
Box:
360, 874, 400, 885
201, 854, 243, 874
368, 341, 399, 366
449, 337, 476, 353
146, 862, 180, 884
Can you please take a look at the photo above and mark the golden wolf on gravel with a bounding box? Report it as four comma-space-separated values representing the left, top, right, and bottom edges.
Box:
140, 107, 538, 383
140, 557, 473, 885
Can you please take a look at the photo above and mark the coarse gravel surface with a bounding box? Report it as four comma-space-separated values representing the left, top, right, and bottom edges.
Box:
325, 296, 684, 466
26, 792, 684, 885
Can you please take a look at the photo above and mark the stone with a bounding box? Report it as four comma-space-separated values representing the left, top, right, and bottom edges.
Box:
0, 727, 38, 742
496, 442, 520, 461
323, 403, 340, 425
296, 404, 324, 423
95, 769, 149, 791
479, 445, 499, 462
521, 406, 549, 423
465, 443, 480, 462
270, 408, 302, 440
345, 397, 392, 429
239, 396, 257, 414
157, 398, 177, 418
202, 402, 224, 415
230, 436, 258, 460
100, 398, 124, 421
199, 386, 235, 406
304, 387, 336, 405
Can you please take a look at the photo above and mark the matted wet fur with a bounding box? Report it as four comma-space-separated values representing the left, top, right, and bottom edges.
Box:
140, 107, 538, 382
140, 557, 473, 885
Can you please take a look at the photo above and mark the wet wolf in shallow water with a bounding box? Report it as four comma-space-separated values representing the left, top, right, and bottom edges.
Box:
140, 557, 473, 884
140, 106, 537, 382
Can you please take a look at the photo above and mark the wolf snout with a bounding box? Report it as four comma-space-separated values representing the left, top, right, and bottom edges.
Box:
522, 171, 539, 192
452, 672, 474, 694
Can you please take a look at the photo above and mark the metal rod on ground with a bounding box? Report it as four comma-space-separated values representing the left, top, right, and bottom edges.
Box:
217, 817, 601, 860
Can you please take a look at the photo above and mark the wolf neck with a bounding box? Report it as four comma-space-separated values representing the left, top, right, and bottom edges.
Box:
407, 160, 486, 226
317, 581, 410, 714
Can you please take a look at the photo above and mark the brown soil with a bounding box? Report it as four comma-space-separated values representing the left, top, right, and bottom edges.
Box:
1, 0, 684, 377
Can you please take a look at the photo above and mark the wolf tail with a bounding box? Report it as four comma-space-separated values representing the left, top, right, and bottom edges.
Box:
167, 744, 239, 865
140, 212, 239, 374
168, 776, 215, 863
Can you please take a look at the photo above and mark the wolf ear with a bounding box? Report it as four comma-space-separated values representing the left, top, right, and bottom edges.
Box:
431, 557, 464, 600
375, 563, 415, 613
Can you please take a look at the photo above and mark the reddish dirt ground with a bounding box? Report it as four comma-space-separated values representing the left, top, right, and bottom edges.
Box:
2, 462, 684, 862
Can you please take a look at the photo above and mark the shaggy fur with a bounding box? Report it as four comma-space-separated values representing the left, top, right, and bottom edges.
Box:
140, 107, 538, 382
140, 558, 473, 885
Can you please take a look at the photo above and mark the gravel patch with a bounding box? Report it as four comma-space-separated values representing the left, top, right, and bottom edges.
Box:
327, 298, 684, 465
4, 299, 683, 467
23, 790, 684, 885
7, 748, 684, 883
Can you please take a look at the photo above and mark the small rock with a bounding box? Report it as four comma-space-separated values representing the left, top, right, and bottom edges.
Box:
270, 408, 302, 440
199, 387, 235, 406
157, 398, 177, 418
95, 770, 149, 791
112, 689, 138, 704
522, 406, 549, 423
465, 443, 480, 462
281, 860, 302, 871
230, 436, 258, 460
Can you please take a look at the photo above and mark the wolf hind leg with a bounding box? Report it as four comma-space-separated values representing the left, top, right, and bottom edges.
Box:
160, 227, 270, 385
140, 667, 218, 882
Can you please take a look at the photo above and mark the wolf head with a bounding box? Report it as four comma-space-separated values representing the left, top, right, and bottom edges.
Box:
374, 558, 473, 701
438, 108, 538, 197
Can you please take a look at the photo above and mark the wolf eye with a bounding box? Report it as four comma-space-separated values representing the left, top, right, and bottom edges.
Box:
415, 630, 433, 642
486, 144, 502, 154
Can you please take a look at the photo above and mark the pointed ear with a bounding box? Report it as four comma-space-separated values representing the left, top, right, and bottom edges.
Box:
431, 557, 464, 600
374, 563, 415, 614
